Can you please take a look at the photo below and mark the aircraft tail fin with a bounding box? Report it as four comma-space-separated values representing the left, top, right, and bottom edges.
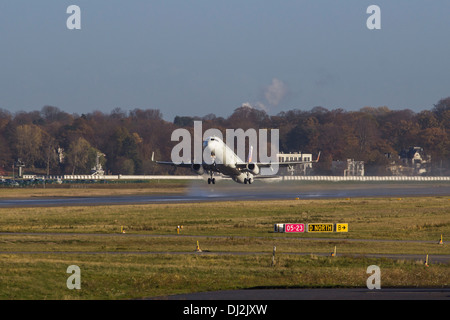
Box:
315, 151, 321, 162
247, 146, 253, 163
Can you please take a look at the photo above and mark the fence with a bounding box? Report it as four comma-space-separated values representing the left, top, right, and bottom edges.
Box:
22, 174, 204, 180
282, 175, 450, 181
22, 174, 450, 181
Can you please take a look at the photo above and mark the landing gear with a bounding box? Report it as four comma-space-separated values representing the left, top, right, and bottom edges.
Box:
207, 171, 215, 184
243, 172, 253, 184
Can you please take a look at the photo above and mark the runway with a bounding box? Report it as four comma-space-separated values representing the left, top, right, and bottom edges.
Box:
1, 181, 449, 207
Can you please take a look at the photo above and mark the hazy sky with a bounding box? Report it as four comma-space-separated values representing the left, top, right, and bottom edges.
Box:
1, 1, 449, 121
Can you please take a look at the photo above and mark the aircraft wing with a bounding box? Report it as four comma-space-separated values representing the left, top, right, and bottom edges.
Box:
151, 152, 192, 167
151, 152, 220, 172
153, 160, 193, 168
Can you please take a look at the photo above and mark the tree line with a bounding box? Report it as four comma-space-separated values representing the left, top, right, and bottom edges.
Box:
0, 97, 449, 177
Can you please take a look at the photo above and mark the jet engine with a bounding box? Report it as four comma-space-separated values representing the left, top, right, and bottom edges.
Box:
191, 163, 204, 175
246, 163, 260, 175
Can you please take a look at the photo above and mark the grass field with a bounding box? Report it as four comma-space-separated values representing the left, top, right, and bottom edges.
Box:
0, 180, 188, 198
0, 185, 449, 299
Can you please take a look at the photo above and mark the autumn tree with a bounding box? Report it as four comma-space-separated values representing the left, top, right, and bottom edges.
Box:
105, 127, 141, 174
41, 132, 58, 175
14, 124, 43, 168
66, 137, 92, 175
1, 98, 450, 176
285, 116, 319, 153
0, 109, 12, 168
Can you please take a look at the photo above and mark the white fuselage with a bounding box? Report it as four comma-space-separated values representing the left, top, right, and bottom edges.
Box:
203, 137, 252, 184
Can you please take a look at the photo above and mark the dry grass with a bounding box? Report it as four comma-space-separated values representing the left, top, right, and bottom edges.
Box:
0, 195, 449, 299
0, 185, 186, 198
1, 197, 448, 240
1, 253, 448, 299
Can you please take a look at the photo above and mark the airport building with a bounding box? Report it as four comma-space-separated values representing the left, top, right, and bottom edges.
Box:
386, 146, 431, 176
277, 152, 313, 175
331, 159, 365, 176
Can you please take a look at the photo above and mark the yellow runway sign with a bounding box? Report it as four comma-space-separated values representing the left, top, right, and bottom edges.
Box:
307, 223, 334, 232
336, 223, 349, 232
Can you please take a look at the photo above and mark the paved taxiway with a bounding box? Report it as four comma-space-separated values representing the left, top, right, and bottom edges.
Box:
153, 288, 450, 300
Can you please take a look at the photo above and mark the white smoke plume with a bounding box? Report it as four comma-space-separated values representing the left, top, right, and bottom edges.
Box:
264, 78, 288, 106
241, 102, 269, 113
240, 78, 288, 115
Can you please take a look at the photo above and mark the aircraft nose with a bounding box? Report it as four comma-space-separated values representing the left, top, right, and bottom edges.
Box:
204, 138, 216, 156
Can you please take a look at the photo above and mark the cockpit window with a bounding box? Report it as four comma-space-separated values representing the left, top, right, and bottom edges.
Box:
202, 140, 208, 148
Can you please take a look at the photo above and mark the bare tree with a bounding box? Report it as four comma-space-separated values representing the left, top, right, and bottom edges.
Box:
15, 124, 43, 168
67, 137, 91, 175
41, 132, 58, 175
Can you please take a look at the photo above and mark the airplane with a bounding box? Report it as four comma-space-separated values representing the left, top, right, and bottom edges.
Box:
152, 136, 320, 185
